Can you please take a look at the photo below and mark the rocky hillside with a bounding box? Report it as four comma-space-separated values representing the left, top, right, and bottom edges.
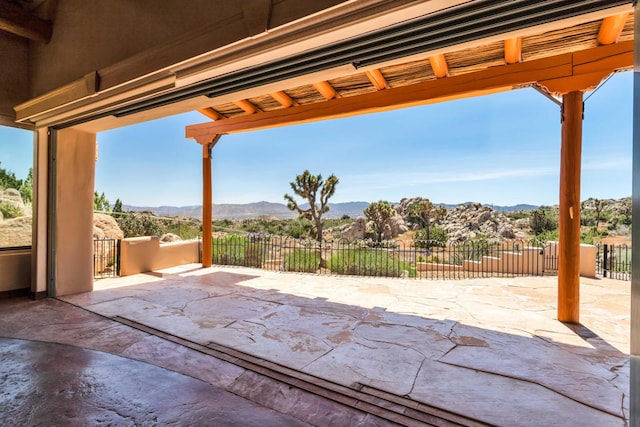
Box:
0, 188, 32, 247
441, 203, 518, 243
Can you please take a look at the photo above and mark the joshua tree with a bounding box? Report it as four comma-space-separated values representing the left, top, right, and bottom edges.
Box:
593, 198, 607, 227
364, 200, 395, 242
284, 170, 339, 241
407, 199, 446, 241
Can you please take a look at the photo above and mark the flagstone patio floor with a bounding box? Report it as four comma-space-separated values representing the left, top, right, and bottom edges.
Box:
1, 265, 630, 426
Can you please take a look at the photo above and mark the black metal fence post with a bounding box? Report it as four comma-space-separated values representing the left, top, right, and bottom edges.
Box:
603, 244, 609, 278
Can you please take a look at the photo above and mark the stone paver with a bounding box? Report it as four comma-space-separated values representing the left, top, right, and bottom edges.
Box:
0, 337, 308, 427
58, 265, 630, 425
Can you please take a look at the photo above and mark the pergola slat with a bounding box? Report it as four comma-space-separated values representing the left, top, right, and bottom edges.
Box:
597, 13, 628, 45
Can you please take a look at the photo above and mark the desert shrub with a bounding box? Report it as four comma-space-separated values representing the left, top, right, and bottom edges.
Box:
285, 218, 314, 239
328, 248, 413, 277
505, 211, 529, 220
450, 236, 492, 265
530, 208, 557, 235
116, 213, 162, 237
414, 226, 447, 248
283, 249, 321, 273
0, 202, 24, 219
581, 227, 604, 245
426, 255, 443, 264
163, 221, 201, 240
212, 235, 264, 267
530, 228, 559, 246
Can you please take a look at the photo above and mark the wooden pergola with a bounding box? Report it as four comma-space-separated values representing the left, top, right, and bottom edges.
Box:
186, 13, 633, 324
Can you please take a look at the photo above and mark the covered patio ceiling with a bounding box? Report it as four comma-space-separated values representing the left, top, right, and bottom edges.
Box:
189, 12, 633, 136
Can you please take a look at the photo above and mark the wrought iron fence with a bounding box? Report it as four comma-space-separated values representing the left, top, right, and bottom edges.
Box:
211, 234, 547, 279
596, 243, 631, 281
94, 238, 120, 279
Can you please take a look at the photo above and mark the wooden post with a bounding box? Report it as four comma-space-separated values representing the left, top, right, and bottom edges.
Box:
201, 135, 221, 268
202, 143, 213, 268
558, 91, 583, 323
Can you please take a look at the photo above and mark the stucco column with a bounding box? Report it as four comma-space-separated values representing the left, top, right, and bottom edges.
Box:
52, 128, 96, 296
557, 91, 583, 324
30, 128, 48, 297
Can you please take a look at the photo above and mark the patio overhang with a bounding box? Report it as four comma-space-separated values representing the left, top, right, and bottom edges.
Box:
186, 21, 633, 324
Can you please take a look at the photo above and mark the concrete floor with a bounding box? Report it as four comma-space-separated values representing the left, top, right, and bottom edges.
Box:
1, 266, 630, 426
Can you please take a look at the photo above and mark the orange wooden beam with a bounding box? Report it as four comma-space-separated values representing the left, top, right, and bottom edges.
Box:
365, 69, 389, 90
597, 13, 628, 45
504, 37, 522, 64
313, 81, 340, 100
186, 41, 632, 140
270, 91, 298, 108
197, 107, 224, 121
429, 54, 449, 78
539, 39, 632, 94
558, 91, 583, 323
233, 99, 260, 114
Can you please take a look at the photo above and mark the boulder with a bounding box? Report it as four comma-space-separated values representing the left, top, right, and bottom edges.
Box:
442, 203, 516, 243
160, 233, 182, 243
0, 216, 32, 247
93, 213, 124, 240
1, 188, 24, 207
341, 217, 367, 241
383, 213, 408, 240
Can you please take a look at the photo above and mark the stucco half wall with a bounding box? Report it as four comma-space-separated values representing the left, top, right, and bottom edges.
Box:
120, 237, 200, 276
0, 249, 30, 293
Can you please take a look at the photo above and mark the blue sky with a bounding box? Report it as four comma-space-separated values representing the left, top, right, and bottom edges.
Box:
0, 72, 632, 207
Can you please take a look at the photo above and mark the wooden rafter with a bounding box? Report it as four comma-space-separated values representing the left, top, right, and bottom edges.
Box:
365, 69, 389, 90
0, 0, 52, 43
504, 37, 522, 64
270, 91, 298, 108
312, 81, 340, 100
233, 99, 260, 114
197, 107, 224, 121
186, 40, 632, 143
597, 13, 628, 45
429, 54, 449, 78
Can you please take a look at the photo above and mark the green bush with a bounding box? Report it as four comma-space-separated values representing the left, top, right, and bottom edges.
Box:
530, 208, 557, 235
328, 248, 413, 277
212, 235, 264, 267
283, 249, 321, 273
285, 218, 314, 239
0, 201, 24, 218
414, 226, 447, 248
450, 236, 492, 265
116, 213, 162, 238
426, 255, 443, 264
530, 228, 559, 246
162, 221, 201, 240
581, 227, 604, 245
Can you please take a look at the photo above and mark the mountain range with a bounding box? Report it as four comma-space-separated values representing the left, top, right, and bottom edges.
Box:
122, 201, 538, 220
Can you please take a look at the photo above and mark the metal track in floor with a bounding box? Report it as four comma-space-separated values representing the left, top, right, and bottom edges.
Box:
112, 316, 494, 427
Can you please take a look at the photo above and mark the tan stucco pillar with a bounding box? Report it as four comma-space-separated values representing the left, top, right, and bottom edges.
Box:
53, 128, 96, 296
30, 128, 49, 297
557, 91, 583, 323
